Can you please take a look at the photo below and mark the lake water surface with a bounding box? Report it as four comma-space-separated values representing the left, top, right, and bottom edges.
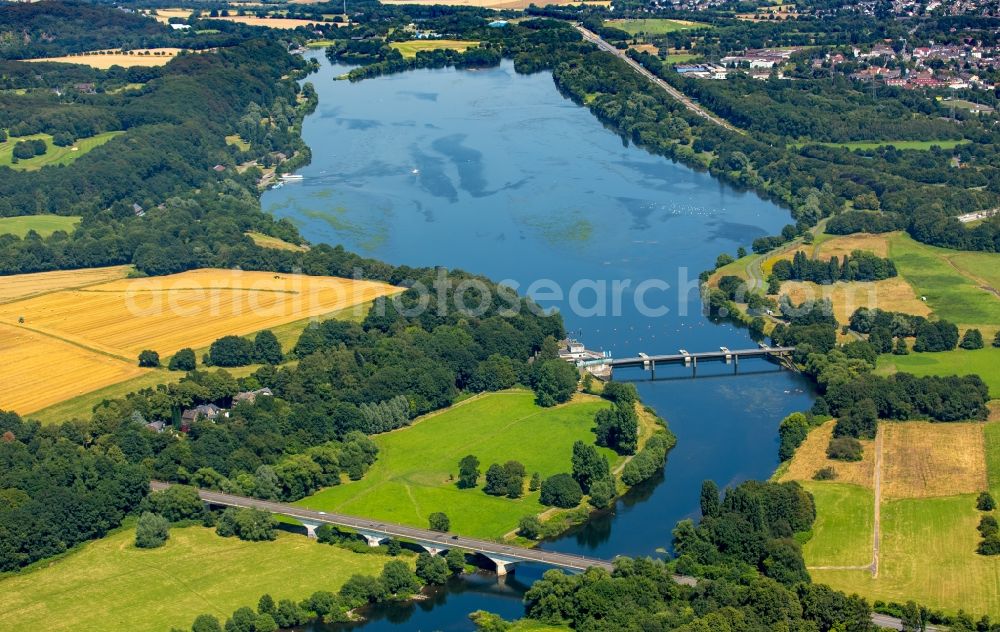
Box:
264, 54, 815, 630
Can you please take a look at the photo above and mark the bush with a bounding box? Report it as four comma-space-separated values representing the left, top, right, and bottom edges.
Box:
381, 559, 420, 595
168, 347, 196, 371
518, 515, 542, 539
446, 548, 466, 573
994, 331, 1000, 348
961, 328, 984, 350
215, 507, 276, 541
813, 467, 837, 481
207, 335, 255, 367
826, 437, 863, 461
135, 512, 169, 548
977, 491, 996, 511
540, 473, 583, 508
979, 515, 998, 537
978, 535, 1000, 556
428, 511, 450, 532
138, 349, 160, 367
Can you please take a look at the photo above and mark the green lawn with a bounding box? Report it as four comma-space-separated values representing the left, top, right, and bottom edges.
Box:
0, 131, 124, 171
297, 391, 615, 540
0, 214, 80, 237
664, 53, 702, 65
801, 482, 874, 567
811, 494, 1000, 618
986, 421, 1000, 498
889, 233, 1000, 329
390, 40, 479, 59
0, 525, 392, 632
604, 18, 712, 34
795, 139, 968, 151
876, 347, 1000, 398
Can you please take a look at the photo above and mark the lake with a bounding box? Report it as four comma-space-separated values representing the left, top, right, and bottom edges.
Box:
264, 54, 815, 630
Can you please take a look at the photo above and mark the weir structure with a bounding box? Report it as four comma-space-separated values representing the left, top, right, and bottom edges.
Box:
576, 344, 795, 379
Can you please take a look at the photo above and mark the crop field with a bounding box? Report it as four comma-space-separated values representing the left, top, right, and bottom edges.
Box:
877, 347, 1000, 397
780, 278, 930, 326
24, 49, 191, 68
0, 526, 392, 632
0, 268, 398, 416
801, 482, 874, 567
0, 132, 124, 170
213, 16, 323, 29
889, 233, 1000, 329
604, 18, 712, 34
297, 391, 617, 539
390, 40, 480, 59
0, 215, 80, 238
0, 268, 400, 358
0, 265, 129, 304
779, 420, 875, 488
987, 421, 1000, 496
881, 422, 987, 499
151, 8, 193, 23
811, 495, 1000, 618
0, 323, 146, 414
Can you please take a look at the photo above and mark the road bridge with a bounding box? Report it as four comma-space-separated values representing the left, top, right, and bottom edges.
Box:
578, 345, 795, 378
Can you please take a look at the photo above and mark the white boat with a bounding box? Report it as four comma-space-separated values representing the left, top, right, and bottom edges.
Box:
280, 174, 304, 181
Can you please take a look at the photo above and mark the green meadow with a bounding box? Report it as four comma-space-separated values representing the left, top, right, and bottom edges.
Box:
297, 390, 615, 539
0, 131, 124, 171
796, 139, 967, 151
801, 482, 874, 568
876, 347, 1000, 398
604, 18, 712, 35
0, 214, 80, 238
0, 525, 391, 632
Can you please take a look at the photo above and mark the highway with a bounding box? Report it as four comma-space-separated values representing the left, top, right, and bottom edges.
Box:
575, 25, 743, 134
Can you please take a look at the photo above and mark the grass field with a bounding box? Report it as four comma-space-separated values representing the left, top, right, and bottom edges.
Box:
246, 231, 308, 252
881, 421, 987, 499
888, 232, 1000, 330
986, 421, 1000, 497
796, 139, 968, 151
297, 391, 617, 539
390, 40, 479, 59
0, 265, 130, 304
24, 49, 191, 68
801, 482, 874, 567
213, 16, 323, 29
604, 18, 712, 34
779, 420, 875, 487
0, 132, 124, 170
0, 526, 392, 632
877, 347, 1000, 398
151, 8, 193, 23
0, 267, 398, 416
0, 215, 80, 238
811, 495, 1000, 618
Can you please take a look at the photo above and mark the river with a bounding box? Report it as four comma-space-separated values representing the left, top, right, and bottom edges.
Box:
263, 54, 816, 630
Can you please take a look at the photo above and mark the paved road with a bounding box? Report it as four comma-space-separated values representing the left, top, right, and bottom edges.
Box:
575, 25, 742, 134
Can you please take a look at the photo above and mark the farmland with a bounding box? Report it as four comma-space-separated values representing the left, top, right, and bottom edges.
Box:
380, 0, 609, 8
779, 420, 875, 488
0, 526, 391, 632
880, 421, 987, 499
604, 19, 712, 34
0, 268, 399, 415
877, 347, 1000, 398
213, 16, 324, 29
0, 215, 80, 238
800, 482, 874, 568
780, 277, 930, 326
23, 49, 192, 68
390, 40, 480, 59
0, 132, 124, 170
0, 265, 129, 304
297, 390, 619, 539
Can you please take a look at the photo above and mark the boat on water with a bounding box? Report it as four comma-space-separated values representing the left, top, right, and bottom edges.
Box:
280, 174, 304, 182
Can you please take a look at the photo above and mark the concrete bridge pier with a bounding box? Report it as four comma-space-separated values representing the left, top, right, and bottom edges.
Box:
301, 521, 321, 539
356, 529, 390, 547
483, 553, 520, 576
417, 543, 447, 556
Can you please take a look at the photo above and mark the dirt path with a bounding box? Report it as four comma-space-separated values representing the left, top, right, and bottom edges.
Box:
941, 254, 1000, 299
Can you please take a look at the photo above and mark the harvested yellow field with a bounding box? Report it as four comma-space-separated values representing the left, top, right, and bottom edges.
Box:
816, 233, 891, 259
0, 269, 401, 358
0, 323, 146, 414
152, 8, 193, 23
213, 16, 323, 29
781, 420, 875, 488
881, 421, 987, 499
781, 277, 931, 325
0, 266, 130, 304
24, 49, 193, 68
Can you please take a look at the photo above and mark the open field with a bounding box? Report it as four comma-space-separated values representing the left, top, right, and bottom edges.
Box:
0, 268, 400, 358
781, 278, 930, 326
796, 139, 968, 151
0, 214, 80, 238
987, 421, 1000, 496
0, 526, 391, 632
946, 250, 1000, 298
811, 494, 1000, 618
390, 40, 479, 59
297, 391, 617, 539
801, 482, 874, 567
876, 347, 1000, 398
0, 132, 124, 170
246, 231, 308, 252
380, 0, 609, 8
604, 18, 712, 34
889, 232, 1000, 329
151, 8, 193, 23
0, 323, 147, 414
881, 421, 987, 499
0, 265, 130, 304
23, 49, 192, 68
779, 420, 875, 488
212, 16, 323, 29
